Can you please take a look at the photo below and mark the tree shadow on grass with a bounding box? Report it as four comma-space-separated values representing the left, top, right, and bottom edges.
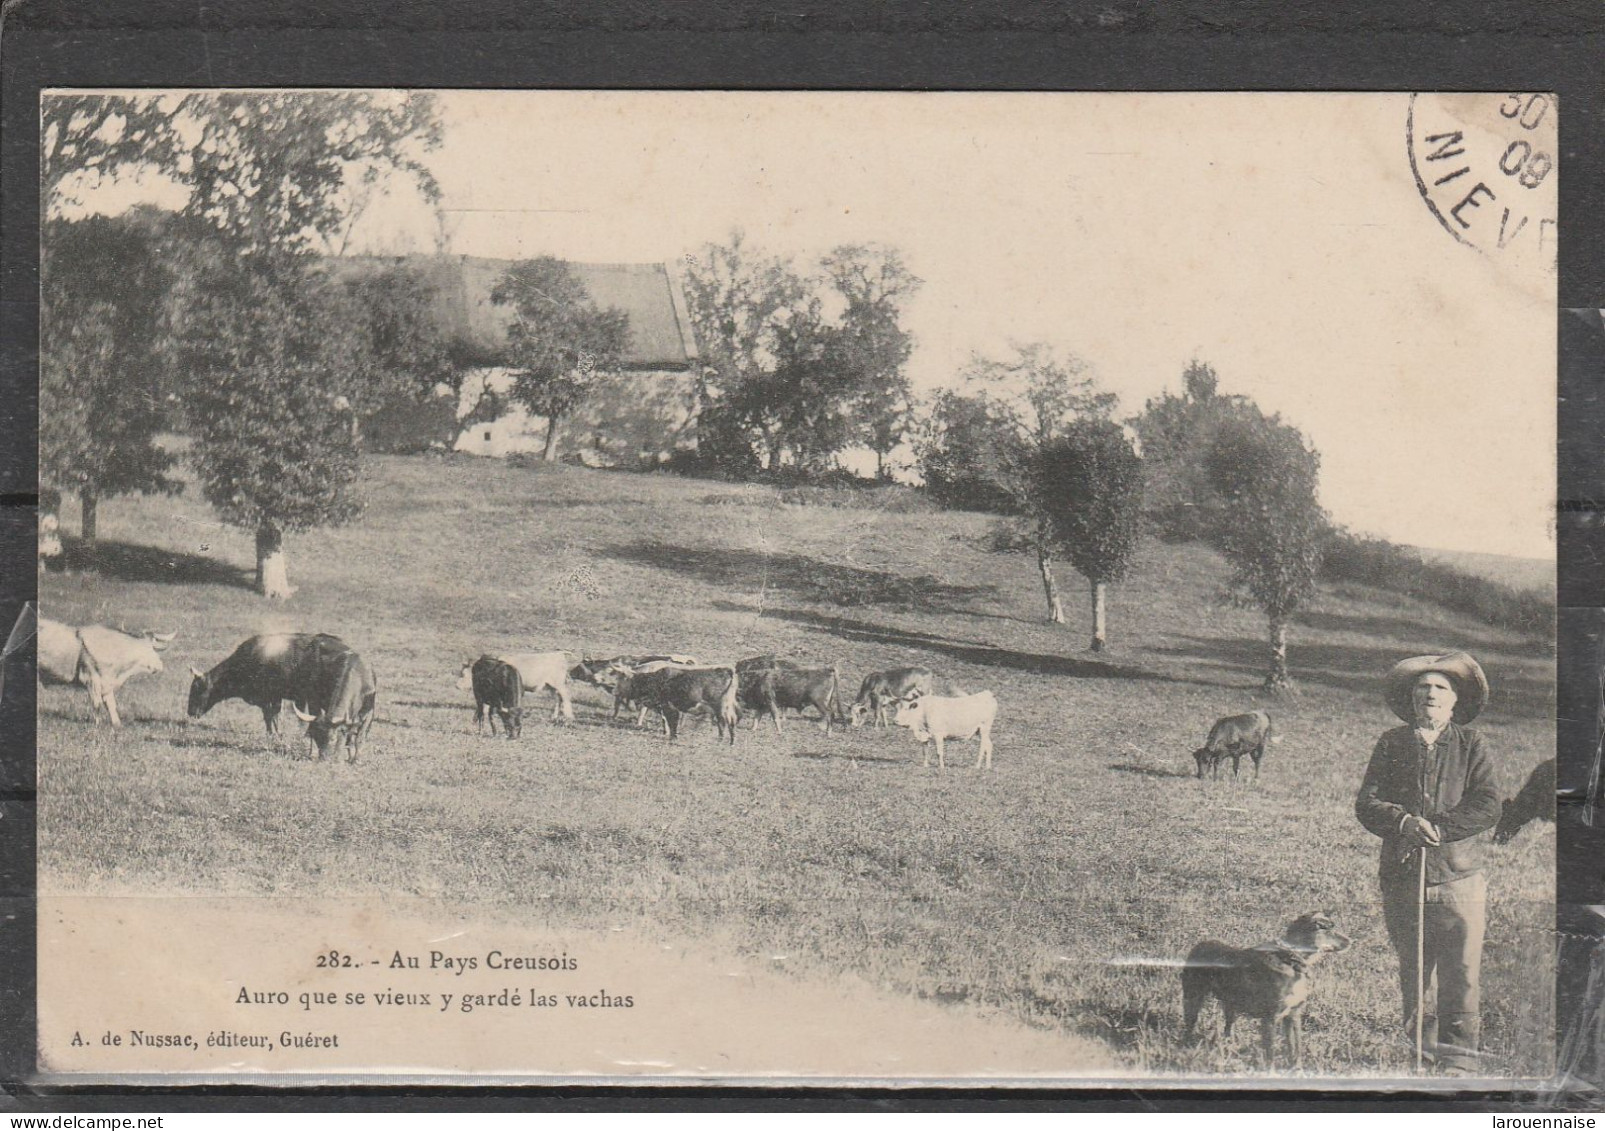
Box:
1297, 609, 1548, 658
603, 540, 996, 613
715, 602, 1192, 686
59, 536, 253, 591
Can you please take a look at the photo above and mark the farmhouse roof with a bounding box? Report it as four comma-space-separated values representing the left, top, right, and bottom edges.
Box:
325, 254, 700, 371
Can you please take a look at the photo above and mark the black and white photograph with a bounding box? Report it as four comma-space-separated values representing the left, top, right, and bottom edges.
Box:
32, 89, 1556, 1084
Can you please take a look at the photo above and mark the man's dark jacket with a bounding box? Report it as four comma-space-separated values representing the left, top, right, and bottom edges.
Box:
1355, 722, 1501, 885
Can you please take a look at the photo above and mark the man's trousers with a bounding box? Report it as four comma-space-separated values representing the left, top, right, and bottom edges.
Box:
1380, 868, 1487, 1071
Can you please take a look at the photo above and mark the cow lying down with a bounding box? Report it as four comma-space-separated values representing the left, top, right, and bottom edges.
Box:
893, 690, 997, 770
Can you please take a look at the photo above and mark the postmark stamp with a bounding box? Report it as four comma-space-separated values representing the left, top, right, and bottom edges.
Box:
1407, 92, 1557, 284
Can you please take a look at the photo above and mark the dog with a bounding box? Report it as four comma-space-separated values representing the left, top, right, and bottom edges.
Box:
1180, 911, 1352, 1068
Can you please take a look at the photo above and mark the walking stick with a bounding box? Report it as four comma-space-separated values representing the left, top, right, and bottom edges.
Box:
1416, 844, 1427, 1073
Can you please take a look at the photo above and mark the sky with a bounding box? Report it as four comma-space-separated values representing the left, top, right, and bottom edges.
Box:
62, 90, 1558, 560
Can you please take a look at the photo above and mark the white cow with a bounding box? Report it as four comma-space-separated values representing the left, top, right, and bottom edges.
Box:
38, 615, 175, 727
457, 651, 574, 722
893, 690, 997, 770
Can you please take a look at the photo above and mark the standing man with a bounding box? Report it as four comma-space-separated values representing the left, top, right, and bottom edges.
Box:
1355, 651, 1501, 1075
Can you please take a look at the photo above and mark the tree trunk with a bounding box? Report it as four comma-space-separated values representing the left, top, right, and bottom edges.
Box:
1037, 536, 1065, 625
1089, 578, 1107, 652
256, 522, 295, 600
80, 489, 98, 553
1265, 612, 1292, 692
542, 413, 561, 462
875, 448, 887, 481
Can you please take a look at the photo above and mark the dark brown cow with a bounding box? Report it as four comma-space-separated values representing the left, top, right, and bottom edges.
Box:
741, 665, 843, 734
647, 666, 740, 744
1193, 711, 1273, 781
291, 650, 378, 763
189, 633, 356, 738
460, 655, 523, 739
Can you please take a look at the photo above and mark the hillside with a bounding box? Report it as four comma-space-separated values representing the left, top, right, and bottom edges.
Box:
1412, 546, 1555, 595
37, 453, 1555, 1079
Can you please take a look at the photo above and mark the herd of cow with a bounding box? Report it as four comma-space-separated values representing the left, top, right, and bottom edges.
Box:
32, 614, 1561, 842
34, 618, 1001, 770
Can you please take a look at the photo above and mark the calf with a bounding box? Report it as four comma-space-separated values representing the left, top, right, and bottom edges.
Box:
458, 656, 523, 738
1495, 757, 1556, 844
291, 650, 377, 763
850, 667, 965, 728
1193, 711, 1273, 781
740, 665, 843, 734
39, 616, 175, 727
644, 666, 740, 744
893, 691, 997, 769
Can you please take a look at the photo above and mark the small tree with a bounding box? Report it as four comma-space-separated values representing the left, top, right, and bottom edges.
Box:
916, 344, 1116, 623
1131, 359, 1263, 540
1205, 413, 1327, 691
40, 216, 182, 559
491, 258, 630, 462
1028, 421, 1145, 651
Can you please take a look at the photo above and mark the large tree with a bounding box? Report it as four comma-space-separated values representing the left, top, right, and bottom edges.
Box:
683, 233, 922, 476
42, 95, 185, 214
40, 215, 182, 558
42, 91, 444, 597
490, 257, 631, 463
171, 257, 364, 599
821, 244, 922, 479
332, 261, 461, 438
683, 232, 811, 472
1205, 412, 1327, 691
179, 91, 441, 258
1027, 421, 1145, 651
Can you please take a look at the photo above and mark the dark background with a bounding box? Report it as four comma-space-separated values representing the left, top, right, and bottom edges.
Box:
3, 0, 1602, 1111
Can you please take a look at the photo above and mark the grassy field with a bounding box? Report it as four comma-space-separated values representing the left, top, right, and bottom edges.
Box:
38, 452, 1556, 1078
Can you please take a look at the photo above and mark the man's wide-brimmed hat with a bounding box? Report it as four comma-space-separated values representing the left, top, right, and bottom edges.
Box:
1384, 651, 1489, 725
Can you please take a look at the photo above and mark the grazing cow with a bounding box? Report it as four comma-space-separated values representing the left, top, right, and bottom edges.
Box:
850, 667, 966, 728
1495, 757, 1557, 844
893, 691, 997, 769
633, 666, 740, 744
38, 616, 175, 727
187, 633, 355, 737
490, 652, 575, 723
458, 656, 523, 739
740, 665, 843, 734
291, 650, 378, 762
1193, 711, 1274, 781
571, 654, 699, 689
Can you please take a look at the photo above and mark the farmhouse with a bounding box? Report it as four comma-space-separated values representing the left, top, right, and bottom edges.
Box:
333, 255, 702, 466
